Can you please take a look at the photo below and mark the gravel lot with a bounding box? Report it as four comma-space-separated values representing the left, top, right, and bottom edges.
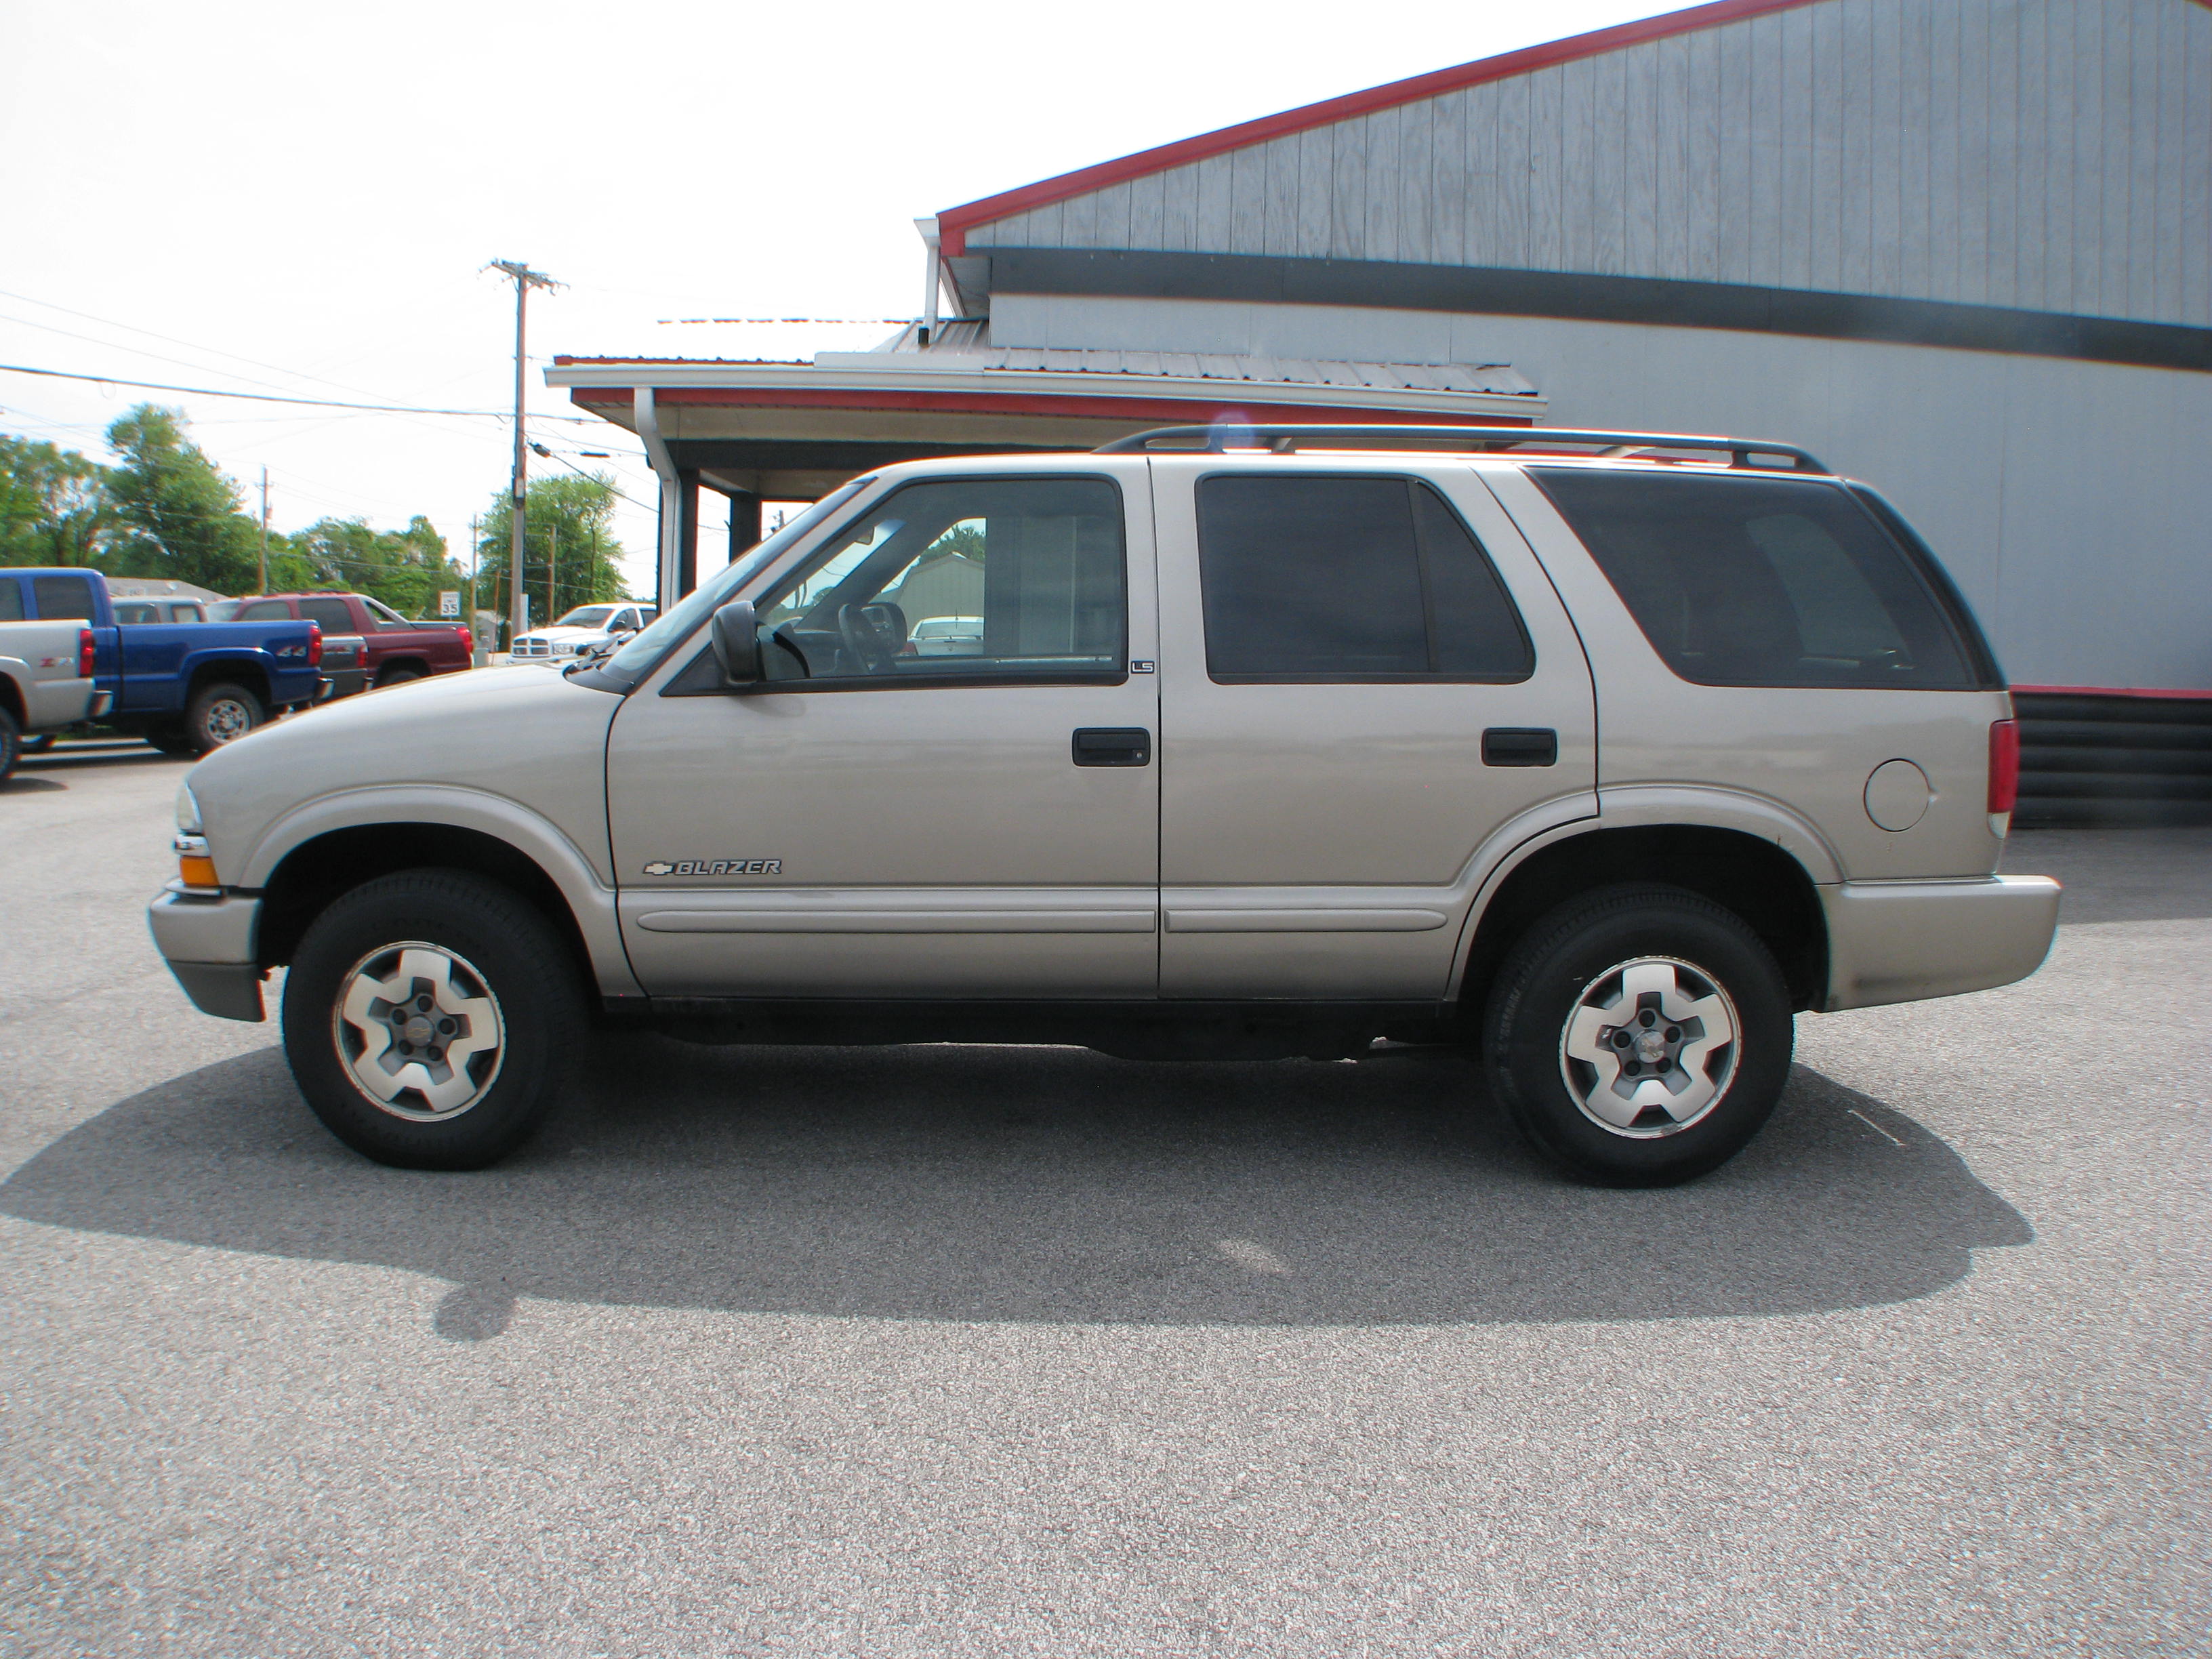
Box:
2, 741, 2207, 1656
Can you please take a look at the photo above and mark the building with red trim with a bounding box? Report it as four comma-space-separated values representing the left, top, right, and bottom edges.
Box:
554, 0, 2212, 710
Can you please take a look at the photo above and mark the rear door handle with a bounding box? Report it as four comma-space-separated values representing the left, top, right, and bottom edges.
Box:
1482, 726, 1557, 766
1072, 727, 1151, 766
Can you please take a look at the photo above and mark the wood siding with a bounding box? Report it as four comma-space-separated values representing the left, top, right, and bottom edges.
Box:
968, 0, 2212, 330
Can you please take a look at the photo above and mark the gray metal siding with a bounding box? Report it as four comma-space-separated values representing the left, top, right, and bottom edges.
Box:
968, 0, 2212, 330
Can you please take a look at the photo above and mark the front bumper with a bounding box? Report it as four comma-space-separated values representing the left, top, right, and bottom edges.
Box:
1820, 874, 2062, 1012
147, 884, 267, 1021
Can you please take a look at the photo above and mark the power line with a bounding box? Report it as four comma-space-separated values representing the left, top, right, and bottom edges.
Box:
0, 361, 605, 421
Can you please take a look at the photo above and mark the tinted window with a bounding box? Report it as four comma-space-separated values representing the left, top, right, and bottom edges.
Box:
0, 582, 21, 621
237, 600, 293, 621
171, 604, 205, 623
114, 602, 159, 625
1533, 469, 1975, 690
1196, 474, 1532, 682
32, 575, 96, 620
758, 476, 1124, 683
300, 598, 354, 634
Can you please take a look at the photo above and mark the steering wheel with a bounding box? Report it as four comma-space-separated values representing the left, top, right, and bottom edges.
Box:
836, 604, 897, 674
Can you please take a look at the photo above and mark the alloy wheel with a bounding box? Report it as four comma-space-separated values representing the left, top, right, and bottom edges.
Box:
1558, 956, 1741, 1137
333, 941, 506, 1120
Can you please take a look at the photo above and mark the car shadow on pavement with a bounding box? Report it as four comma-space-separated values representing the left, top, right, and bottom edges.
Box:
0, 774, 67, 793
0, 1036, 2030, 1331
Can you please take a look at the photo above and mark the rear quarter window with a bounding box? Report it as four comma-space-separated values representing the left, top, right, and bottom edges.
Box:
0, 581, 23, 621
1532, 468, 1986, 691
31, 575, 96, 620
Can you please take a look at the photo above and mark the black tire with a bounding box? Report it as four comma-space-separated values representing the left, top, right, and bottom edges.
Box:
282, 868, 585, 1169
184, 681, 265, 754
377, 663, 425, 688
1482, 884, 1793, 1187
0, 705, 20, 783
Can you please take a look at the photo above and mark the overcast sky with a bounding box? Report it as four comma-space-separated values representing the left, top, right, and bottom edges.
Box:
3, 0, 1681, 599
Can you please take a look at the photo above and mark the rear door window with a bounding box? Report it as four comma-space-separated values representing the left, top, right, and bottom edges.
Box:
300, 598, 355, 634
1532, 469, 1979, 690
32, 575, 96, 620
1195, 474, 1533, 682
0, 582, 20, 621
237, 600, 293, 621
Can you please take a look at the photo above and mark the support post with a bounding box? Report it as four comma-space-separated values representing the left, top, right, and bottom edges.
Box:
676, 469, 700, 600
634, 387, 680, 613
727, 489, 762, 562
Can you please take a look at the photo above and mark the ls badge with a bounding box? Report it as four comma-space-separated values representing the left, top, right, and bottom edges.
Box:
642, 859, 782, 876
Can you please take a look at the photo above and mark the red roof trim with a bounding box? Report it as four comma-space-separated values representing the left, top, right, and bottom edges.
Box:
937, 0, 1826, 255
569, 384, 1532, 426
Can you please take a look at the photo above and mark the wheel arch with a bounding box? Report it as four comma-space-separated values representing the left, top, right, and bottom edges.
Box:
1456, 821, 1832, 1015
375, 656, 430, 684
184, 655, 272, 708
244, 787, 638, 998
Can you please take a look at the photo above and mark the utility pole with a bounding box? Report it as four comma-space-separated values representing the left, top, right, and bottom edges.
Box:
466, 514, 482, 665
258, 467, 270, 594
547, 522, 558, 627
485, 258, 562, 648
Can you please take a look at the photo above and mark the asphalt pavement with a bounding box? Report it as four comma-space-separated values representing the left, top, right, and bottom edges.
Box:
1, 741, 2206, 1656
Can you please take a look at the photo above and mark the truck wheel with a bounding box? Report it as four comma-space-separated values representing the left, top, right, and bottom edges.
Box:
0, 706, 20, 782
377, 664, 424, 687
1482, 884, 1793, 1187
185, 682, 265, 753
282, 869, 583, 1170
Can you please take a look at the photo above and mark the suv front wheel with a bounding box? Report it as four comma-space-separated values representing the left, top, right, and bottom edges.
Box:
282, 869, 583, 1169
1483, 884, 1793, 1186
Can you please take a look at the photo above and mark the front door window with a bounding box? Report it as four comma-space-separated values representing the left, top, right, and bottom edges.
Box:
758, 476, 1126, 684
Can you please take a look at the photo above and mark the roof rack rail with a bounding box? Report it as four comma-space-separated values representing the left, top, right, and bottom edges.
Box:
1094, 424, 1828, 473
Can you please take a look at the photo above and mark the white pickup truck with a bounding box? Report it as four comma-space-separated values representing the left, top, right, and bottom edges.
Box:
0, 618, 106, 780
148, 425, 2061, 1184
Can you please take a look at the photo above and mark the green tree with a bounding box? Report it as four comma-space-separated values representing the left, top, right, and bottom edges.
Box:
474, 472, 628, 632
0, 433, 117, 567
102, 405, 262, 593
288, 514, 464, 616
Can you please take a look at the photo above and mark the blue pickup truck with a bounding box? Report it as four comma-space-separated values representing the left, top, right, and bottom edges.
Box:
1, 567, 323, 761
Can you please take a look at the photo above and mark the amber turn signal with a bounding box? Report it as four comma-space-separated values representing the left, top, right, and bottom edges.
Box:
179, 853, 220, 888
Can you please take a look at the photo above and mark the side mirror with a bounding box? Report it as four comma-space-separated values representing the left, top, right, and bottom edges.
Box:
708, 599, 761, 687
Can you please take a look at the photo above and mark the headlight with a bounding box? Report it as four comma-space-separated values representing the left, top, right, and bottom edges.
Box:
175, 781, 203, 834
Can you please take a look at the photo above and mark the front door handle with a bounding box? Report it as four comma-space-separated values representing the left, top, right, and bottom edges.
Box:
1072, 726, 1151, 767
1482, 726, 1557, 766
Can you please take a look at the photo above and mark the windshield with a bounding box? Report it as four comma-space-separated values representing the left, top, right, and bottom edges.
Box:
554, 605, 617, 629
208, 600, 243, 621
592, 478, 878, 687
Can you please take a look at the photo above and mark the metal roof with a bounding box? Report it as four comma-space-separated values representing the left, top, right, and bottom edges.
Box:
831, 324, 1537, 397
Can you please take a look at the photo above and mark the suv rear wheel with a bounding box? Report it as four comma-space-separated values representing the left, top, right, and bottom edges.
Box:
1482, 884, 1793, 1186
282, 869, 582, 1169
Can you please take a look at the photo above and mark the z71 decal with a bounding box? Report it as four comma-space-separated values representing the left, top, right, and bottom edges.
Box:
642, 859, 781, 877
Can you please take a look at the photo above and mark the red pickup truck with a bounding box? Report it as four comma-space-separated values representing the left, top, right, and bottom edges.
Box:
213, 592, 472, 700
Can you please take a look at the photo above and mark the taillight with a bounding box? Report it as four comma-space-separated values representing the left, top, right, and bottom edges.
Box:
78, 627, 95, 678
306, 622, 323, 668
1988, 719, 2020, 815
